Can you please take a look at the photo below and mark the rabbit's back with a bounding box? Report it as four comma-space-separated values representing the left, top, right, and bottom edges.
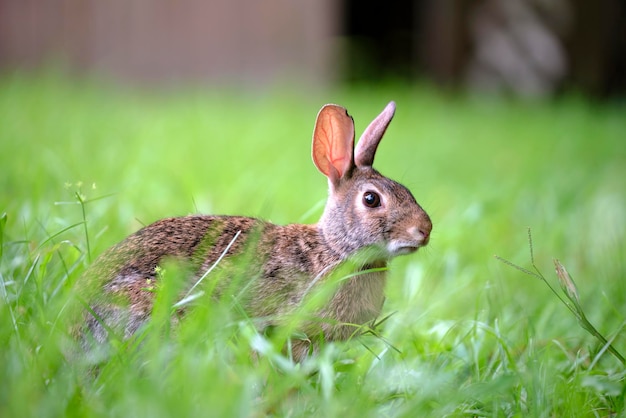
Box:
88, 215, 264, 290
82, 215, 344, 343
82, 216, 269, 340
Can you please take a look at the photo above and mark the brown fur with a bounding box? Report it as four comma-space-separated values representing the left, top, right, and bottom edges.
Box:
80, 102, 432, 361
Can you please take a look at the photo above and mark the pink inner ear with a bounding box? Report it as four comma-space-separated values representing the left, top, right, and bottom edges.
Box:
312, 105, 355, 181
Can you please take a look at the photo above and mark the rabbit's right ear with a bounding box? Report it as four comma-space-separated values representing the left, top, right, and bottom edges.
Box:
312, 105, 355, 187
355, 101, 395, 168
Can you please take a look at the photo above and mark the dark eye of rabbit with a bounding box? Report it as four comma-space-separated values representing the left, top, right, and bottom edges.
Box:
363, 191, 381, 208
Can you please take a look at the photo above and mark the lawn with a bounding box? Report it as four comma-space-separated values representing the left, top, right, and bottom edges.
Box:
1, 74, 625, 417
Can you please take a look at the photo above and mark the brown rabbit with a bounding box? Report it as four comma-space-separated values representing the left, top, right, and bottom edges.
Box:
82, 101, 432, 361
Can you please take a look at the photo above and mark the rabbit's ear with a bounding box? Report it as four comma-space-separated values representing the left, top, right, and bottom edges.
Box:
312, 104, 355, 185
355, 101, 396, 167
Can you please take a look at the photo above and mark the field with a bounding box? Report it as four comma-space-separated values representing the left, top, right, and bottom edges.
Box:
1, 74, 625, 416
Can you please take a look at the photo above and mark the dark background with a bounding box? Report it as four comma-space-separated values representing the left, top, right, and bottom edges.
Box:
1, 0, 624, 97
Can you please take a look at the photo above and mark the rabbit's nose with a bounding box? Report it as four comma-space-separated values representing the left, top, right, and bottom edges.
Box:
408, 225, 430, 246
419, 227, 430, 244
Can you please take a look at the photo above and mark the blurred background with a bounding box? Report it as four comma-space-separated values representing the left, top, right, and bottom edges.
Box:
1, 0, 624, 98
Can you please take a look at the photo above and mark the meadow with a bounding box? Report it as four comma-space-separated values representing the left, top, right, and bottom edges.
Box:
1, 74, 624, 417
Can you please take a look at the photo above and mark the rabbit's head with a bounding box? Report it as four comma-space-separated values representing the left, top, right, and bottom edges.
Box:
312, 101, 432, 262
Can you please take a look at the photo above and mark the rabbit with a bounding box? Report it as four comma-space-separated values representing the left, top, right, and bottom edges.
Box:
81, 101, 432, 361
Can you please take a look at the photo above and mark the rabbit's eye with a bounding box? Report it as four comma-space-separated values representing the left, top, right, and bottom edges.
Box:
363, 191, 381, 208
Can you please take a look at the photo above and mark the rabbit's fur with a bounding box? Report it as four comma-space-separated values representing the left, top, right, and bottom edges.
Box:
82, 102, 432, 361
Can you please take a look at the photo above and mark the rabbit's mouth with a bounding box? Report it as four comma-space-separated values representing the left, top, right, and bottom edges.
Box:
386, 241, 423, 257
396, 245, 419, 255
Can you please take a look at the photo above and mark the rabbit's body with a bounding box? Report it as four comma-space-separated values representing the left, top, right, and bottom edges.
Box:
82, 102, 432, 360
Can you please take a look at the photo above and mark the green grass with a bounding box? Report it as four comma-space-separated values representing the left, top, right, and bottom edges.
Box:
1, 73, 625, 417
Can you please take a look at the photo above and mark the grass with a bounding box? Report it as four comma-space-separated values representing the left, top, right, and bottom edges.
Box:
1, 73, 625, 417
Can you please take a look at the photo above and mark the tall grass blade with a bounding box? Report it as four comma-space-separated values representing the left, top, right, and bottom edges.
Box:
0, 213, 6, 259
498, 232, 626, 366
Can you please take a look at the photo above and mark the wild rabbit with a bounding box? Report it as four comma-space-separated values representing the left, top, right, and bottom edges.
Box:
82, 101, 432, 361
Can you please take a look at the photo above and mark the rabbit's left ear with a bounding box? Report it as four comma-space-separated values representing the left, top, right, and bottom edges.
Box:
355, 101, 395, 168
312, 104, 355, 186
